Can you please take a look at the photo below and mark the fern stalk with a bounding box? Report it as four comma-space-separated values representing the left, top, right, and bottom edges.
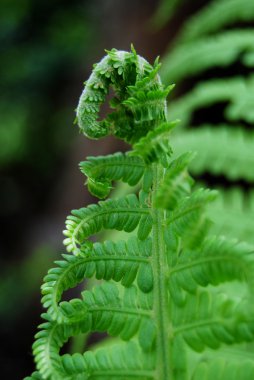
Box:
152, 164, 173, 379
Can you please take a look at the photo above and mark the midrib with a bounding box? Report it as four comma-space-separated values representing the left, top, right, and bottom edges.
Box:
152, 164, 172, 380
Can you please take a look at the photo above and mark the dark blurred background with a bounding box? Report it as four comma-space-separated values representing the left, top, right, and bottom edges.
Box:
0, 0, 175, 377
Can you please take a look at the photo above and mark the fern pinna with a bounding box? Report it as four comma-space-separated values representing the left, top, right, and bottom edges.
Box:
26, 48, 254, 380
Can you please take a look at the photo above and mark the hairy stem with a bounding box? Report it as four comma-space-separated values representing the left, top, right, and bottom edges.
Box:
152, 163, 173, 380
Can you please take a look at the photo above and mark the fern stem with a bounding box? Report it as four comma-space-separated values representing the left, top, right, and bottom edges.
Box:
152, 163, 173, 380
90, 370, 155, 378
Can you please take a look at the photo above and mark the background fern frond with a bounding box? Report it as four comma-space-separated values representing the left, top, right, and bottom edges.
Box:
178, 0, 254, 43
159, 0, 254, 252
172, 126, 254, 181
168, 76, 254, 127
166, 188, 217, 249
161, 30, 254, 83
169, 237, 254, 305
192, 353, 254, 380
208, 189, 254, 245
173, 291, 254, 352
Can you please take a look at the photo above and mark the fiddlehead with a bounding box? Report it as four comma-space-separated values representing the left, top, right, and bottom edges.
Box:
27, 48, 254, 380
76, 47, 172, 143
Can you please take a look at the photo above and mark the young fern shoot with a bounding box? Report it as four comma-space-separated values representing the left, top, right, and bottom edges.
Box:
27, 48, 254, 380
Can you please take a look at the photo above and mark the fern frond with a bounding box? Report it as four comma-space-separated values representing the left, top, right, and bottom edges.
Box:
123, 86, 171, 123
60, 341, 155, 380
63, 194, 152, 254
172, 125, 254, 181
80, 152, 145, 198
59, 282, 154, 348
155, 152, 195, 210
32, 320, 66, 379
178, 0, 254, 44
187, 341, 254, 372
166, 188, 217, 249
41, 237, 153, 322
192, 354, 254, 380
24, 372, 44, 380
76, 48, 170, 143
131, 120, 177, 164
161, 30, 254, 83
207, 188, 254, 245
169, 237, 254, 305
27, 48, 254, 380
173, 291, 254, 352
33, 318, 155, 380
169, 76, 254, 127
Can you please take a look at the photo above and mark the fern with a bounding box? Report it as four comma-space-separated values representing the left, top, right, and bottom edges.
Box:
154, 0, 254, 36
161, 30, 254, 83
172, 125, 254, 181
169, 76, 254, 126
159, 0, 254, 248
207, 188, 254, 245
176, 0, 254, 43
26, 48, 254, 380
79, 152, 145, 198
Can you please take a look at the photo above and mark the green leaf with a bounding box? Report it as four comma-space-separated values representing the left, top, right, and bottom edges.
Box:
76, 48, 168, 143
33, 317, 155, 380
155, 152, 195, 210
207, 188, 254, 245
59, 282, 154, 346
123, 87, 170, 123
161, 30, 254, 83
137, 263, 154, 293
23, 372, 44, 380
41, 237, 153, 322
63, 194, 151, 254
61, 341, 155, 379
177, 0, 254, 44
169, 237, 254, 305
172, 126, 254, 181
131, 120, 177, 164
192, 354, 254, 380
80, 152, 145, 198
173, 291, 254, 352
166, 188, 217, 249
168, 76, 254, 127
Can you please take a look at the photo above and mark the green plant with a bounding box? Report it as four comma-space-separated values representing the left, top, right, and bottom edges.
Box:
154, 0, 254, 245
26, 48, 254, 380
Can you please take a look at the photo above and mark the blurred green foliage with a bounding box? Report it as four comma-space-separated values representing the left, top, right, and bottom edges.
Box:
157, 0, 254, 244
0, 0, 94, 168
0, 245, 57, 322
0, 2, 96, 377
